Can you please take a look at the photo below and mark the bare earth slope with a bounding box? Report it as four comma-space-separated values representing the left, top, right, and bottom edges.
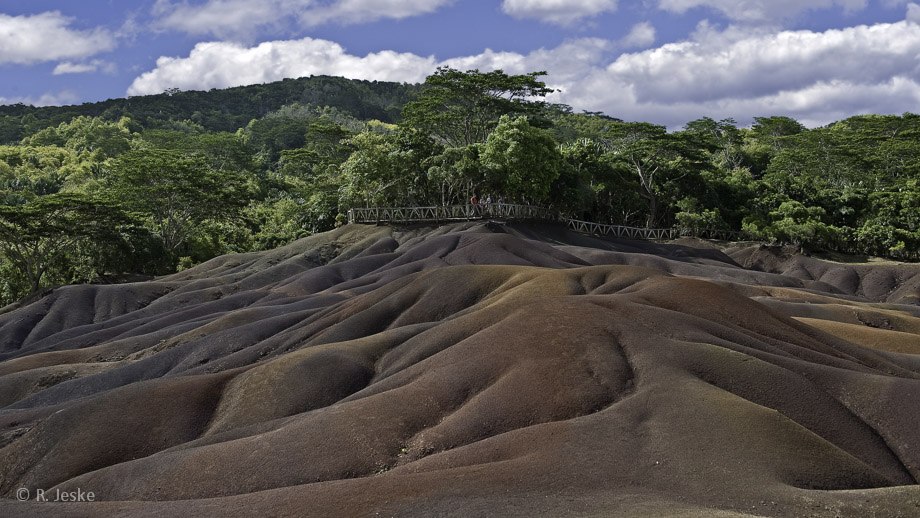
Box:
1, 222, 919, 517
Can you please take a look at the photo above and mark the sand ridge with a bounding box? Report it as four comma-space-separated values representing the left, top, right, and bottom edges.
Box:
1, 222, 919, 517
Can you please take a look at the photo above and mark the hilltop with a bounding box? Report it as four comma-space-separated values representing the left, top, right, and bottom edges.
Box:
0, 75, 419, 141
1, 221, 918, 517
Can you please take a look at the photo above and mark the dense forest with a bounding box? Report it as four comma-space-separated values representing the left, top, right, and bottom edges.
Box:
1, 68, 919, 307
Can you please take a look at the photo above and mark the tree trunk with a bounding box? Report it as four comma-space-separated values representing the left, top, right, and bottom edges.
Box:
645, 194, 658, 228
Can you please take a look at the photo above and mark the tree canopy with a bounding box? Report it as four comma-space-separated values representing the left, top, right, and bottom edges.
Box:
107, 149, 248, 254
400, 67, 553, 147
0, 193, 129, 296
2, 69, 920, 306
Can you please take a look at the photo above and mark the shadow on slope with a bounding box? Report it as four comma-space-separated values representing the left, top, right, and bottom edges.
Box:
1, 222, 919, 517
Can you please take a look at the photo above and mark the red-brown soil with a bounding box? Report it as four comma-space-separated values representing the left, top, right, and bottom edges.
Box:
1, 222, 918, 517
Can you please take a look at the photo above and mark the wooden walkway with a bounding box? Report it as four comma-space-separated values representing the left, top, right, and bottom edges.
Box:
347, 204, 558, 225
565, 218, 678, 240
347, 205, 746, 242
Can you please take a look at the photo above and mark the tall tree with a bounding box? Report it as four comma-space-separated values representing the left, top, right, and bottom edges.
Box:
108, 149, 247, 254
481, 115, 563, 203
560, 138, 641, 224
401, 67, 553, 147
604, 122, 712, 227
338, 133, 409, 208
0, 193, 129, 295
684, 117, 745, 172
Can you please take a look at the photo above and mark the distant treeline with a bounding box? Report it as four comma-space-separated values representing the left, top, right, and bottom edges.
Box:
1, 68, 919, 306
0, 75, 420, 142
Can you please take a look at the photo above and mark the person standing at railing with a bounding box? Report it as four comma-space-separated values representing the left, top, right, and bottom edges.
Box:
497, 197, 504, 216
470, 194, 478, 217
485, 195, 493, 216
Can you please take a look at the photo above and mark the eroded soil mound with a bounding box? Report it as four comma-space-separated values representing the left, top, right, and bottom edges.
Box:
1, 222, 919, 517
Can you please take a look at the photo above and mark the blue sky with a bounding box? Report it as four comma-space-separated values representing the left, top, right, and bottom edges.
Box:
1, 1, 919, 128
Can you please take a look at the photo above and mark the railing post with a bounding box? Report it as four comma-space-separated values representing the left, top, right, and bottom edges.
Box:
346, 205, 750, 244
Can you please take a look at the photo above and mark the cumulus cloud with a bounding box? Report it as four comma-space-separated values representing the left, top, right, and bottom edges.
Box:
53, 60, 117, 75
443, 38, 611, 84
657, 0, 867, 23
908, 2, 920, 24
0, 91, 80, 107
152, 0, 310, 39
569, 74, 920, 129
604, 20, 920, 106
298, 0, 455, 26
621, 22, 656, 48
486, 17, 920, 127
129, 13, 920, 129
501, 0, 618, 26
560, 19, 920, 127
152, 0, 453, 39
126, 38, 438, 96
127, 35, 612, 97
0, 11, 116, 65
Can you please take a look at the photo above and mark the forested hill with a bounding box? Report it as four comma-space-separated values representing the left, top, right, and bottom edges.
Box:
0, 75, 420, 142
2, 67, 920, 308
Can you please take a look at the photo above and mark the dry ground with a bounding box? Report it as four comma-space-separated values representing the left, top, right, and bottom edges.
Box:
1, 222, 918, 517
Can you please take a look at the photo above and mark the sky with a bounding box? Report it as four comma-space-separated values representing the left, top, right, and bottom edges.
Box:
1, 0, 919, 128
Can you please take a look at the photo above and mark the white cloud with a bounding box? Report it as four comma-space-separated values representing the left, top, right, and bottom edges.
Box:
501, 0, 618, 26
908, 2, 920, 24
152, 0, 453, 39
443, 18, 920, 128
298, 0, 455, 26
126, 35, 612, 98
0, 91, 80, 107
127, 38, 438, 96
0, 11, 116, 65
657, 0, 867, 22
152, 0, 310, 39
443, 38, 611, 87
567, 74, 920, 130
53, 60, 117, 75
128, 13, 920, 129
604, 21, 920, 106
621, 22, 656, 48
458, 18, 920, 128
558, 19, 920, 128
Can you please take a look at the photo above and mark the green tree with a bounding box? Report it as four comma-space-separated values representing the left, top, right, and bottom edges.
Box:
401, 67, 553, 147
743, 116, 806, 176
548, 107, 621, 143
750, 116, 806, 150
426, 144, 484, 206
303, 119, 355, 162
743, 198, 835, 250
561, 138, 643, 225
481, 116, 564, 203
338, 132, 409, 208
604, 122, 712, 227
684, 117, 745, 172
108, 149, 247, 255
0, 193, 129, 296
858, 187, 920, 258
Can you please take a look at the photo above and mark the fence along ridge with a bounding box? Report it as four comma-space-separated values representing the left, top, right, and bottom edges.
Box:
347, 204, 745, 241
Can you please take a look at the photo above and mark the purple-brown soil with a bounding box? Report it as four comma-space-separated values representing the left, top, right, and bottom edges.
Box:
1, 222, 919, 517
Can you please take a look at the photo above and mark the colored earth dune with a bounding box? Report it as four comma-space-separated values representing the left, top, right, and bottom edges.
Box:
1, 222, 919, 517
